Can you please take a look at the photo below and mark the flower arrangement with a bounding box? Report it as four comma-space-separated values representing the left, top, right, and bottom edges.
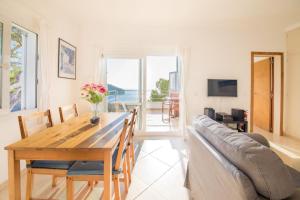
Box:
81, 83, 108, 103
81, 83, 108, 124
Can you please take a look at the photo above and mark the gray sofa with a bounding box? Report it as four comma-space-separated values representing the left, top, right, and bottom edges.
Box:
187, 115, 300, 200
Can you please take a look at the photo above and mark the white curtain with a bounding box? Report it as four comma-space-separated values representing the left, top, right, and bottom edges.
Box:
38, 19, 51, 111
94, 52, 108, 112
176, 47, 191, 137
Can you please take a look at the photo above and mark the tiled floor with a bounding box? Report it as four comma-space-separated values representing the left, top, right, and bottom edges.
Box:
127, 139, 189, 200
145, 110, 179, 132
0, 139, 190, 200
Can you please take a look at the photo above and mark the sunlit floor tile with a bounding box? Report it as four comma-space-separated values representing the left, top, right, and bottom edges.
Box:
132, 154, 170, 185
151, 147, 187, 167
140, 140, 171, 153
134, 187, 168, 200
136, 150, 149, 161
149, 160, 190, 200
125, 175, 149, 200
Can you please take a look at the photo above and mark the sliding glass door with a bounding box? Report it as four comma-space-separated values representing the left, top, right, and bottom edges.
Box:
105, 55, 180, 134
144, 56, 180, 132
106, 58, 142, 128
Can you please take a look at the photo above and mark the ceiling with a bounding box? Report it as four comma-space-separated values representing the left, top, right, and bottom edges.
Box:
15, 0, 300, 29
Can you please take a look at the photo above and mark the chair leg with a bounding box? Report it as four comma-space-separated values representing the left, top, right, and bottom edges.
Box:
113, 176, 121, 200
52, 175, 58, 187
88, 180, 94, 188
130, 142, 135, 167
126, 150, 132, 184
66, 177, 74, 200
26, 169, 33, 200
122, 161, 129, 193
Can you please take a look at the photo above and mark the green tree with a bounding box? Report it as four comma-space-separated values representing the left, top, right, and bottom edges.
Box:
10, 27, 24, 84
150, 78, 169, 102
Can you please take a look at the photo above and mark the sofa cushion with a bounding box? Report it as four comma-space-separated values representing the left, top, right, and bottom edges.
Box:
193, 115, 295, 199
287, 166, 300, 188
243, 133, 270, 148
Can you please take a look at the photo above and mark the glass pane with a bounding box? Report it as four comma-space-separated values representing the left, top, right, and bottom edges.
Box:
146, 56, 177, 102
10, 24, 37, 112
107, 58, 140, 104
0, 22, 3, 109
146, 56, 179, 132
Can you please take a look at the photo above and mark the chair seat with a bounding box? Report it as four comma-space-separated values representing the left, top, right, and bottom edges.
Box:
68, 147, 126, 176
67, 161, 122, 176
28, 161, 75, 170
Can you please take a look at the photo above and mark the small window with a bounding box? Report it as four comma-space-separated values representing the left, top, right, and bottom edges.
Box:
10, 24, 37, 112
0, 22, 3, 109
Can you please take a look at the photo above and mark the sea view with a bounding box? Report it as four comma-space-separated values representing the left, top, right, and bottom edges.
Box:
108, 90, 139, 103
108, 89, 155, 103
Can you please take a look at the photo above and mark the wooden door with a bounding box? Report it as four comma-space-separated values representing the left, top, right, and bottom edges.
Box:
253, 58, 274, 132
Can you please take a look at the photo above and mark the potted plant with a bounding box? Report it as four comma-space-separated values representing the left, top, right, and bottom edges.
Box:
81, 83, 108, 124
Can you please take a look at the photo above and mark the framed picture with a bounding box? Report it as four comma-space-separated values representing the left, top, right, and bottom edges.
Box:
58, 38, 76, 79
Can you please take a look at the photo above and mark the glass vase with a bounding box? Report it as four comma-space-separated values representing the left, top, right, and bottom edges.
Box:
90, 103, 100, 124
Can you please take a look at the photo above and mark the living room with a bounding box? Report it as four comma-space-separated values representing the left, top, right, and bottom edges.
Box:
0, 0, 300, 199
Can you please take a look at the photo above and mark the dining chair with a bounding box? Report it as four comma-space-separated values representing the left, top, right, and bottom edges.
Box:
66, 117, 132, 200
58, 104, 79, 123
18, 109, 74, 200
125, 108, 138, 183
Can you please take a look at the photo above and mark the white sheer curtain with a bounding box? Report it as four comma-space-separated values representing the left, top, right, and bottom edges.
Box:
94, 52, 108, 112
176, 47, 190, 137
38, 19, 51, 111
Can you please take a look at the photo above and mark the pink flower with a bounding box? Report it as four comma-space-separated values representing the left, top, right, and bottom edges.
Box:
99, 86, 107, 93
82, 83, 91, 91
81, 83, 107, 99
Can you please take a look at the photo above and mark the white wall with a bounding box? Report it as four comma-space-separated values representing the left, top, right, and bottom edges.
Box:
0, 0, 81, 183
286, 27, 300, 139
76, 23, 286, 123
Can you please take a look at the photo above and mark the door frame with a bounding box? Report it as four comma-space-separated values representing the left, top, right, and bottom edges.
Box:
250, 51, 284, 135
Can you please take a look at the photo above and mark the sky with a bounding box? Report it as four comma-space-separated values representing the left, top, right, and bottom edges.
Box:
106, 56, 177, 91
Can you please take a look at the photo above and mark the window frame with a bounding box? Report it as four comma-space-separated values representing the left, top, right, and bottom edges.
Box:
0, 18, 39, 115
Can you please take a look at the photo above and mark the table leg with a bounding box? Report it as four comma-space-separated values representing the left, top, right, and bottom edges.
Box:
8, 150, 21, 200
103, 150, 112, 200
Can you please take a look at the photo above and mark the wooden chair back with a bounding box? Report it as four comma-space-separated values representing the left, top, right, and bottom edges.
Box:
128, 108, 138, 144
114, 118, 133, 171
18, 109, 53, 139
58, 104, 79, 123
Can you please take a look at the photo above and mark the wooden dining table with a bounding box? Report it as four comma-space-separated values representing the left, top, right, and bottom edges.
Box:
5, 112, 130, 200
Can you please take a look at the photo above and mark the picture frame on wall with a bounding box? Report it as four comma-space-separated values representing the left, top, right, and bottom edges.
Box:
58, 38, 76, 79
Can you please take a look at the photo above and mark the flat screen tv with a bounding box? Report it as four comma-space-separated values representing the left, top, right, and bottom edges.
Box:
208, 79, 237, 97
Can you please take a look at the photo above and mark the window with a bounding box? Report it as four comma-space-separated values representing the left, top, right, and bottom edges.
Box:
10, 24, 37, 112
107, 58, 141, 103
0, 22, 3, 109
146, 56, 178, 102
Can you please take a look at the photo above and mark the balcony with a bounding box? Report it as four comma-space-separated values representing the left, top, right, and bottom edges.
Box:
107, 91, 179, 132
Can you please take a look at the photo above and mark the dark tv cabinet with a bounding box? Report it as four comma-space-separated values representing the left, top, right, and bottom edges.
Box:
216, 119, 248, 132
204, 108, 248, 132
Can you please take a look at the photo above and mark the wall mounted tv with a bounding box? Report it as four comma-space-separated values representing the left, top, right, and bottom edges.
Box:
208, 79, 237, 97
